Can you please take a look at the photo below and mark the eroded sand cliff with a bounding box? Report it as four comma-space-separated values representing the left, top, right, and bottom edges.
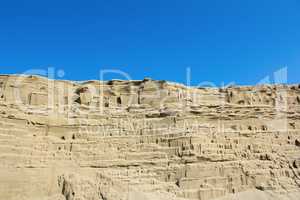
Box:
0, 75, 300, 200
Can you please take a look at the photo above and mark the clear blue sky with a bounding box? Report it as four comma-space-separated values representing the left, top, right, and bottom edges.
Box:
0, 0, 299, 86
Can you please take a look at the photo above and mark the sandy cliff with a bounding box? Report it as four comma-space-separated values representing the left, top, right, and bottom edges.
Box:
0, 75, 300, 200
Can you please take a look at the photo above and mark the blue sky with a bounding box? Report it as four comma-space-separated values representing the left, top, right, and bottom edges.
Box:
0, 0, 299, 86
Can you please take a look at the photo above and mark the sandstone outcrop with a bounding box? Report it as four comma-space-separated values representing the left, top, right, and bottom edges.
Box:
0, 75, 300, 200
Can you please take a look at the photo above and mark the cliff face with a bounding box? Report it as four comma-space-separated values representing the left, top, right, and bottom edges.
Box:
0, 75, 300, 200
